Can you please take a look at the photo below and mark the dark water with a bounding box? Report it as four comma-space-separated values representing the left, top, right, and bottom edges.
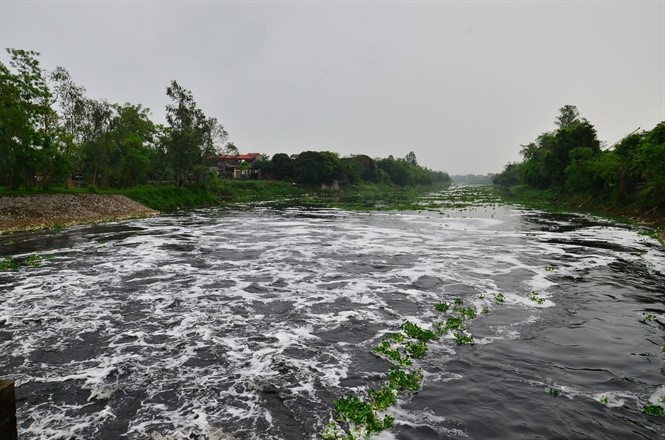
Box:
1, 187, 664, 439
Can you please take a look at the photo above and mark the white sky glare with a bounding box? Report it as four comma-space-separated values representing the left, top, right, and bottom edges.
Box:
1, 1, 663, 175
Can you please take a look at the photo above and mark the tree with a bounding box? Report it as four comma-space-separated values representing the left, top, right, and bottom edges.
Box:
164, 80, 226, 187
107, 103, 156, 187
404, 151, 418, 166
555, 105, 581, 129
271, 153, 294, 181
222, 142, 238, 156
634, 122, 665, 209
0, 49, 54, 189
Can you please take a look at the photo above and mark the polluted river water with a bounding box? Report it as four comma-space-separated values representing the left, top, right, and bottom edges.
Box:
0, 186, 664, 439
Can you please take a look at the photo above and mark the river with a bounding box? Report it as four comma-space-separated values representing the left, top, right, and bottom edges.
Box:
1, 186, 664, 439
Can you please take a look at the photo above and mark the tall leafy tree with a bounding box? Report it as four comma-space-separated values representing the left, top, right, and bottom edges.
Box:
0, 49, 53, 189
107, 103, 156, 187
271, 153, 294, 181
164, 80, 226, 187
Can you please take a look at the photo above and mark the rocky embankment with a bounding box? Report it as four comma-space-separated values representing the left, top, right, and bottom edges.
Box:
0, 194, 158, 233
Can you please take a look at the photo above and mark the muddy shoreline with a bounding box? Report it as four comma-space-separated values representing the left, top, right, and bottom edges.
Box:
0, 194, 158, 234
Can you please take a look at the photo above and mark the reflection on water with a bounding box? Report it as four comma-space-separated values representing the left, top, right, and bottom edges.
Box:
0, 186, 663, 439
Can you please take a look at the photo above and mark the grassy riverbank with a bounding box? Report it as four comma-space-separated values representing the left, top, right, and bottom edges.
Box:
495, 185, 665, 243
0, 181, 451, 233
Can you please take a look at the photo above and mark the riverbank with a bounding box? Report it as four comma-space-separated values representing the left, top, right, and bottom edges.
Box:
0, 182, 451, 234
495, 185, 665, 244
0, 194, 158, 234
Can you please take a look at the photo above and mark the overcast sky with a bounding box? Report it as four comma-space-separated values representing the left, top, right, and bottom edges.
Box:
1, 1, 663, 174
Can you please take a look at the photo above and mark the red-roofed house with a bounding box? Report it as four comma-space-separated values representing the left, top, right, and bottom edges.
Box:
214, 153, 264, 179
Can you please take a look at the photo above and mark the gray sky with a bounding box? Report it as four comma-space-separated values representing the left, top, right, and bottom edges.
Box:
1, 1, 663, 175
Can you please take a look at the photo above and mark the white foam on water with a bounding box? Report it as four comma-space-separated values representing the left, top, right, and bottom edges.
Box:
2, 198, 664, 438
648, 385, 665, 406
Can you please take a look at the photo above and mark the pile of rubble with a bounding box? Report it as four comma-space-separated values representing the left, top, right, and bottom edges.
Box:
0, 194, 158, 233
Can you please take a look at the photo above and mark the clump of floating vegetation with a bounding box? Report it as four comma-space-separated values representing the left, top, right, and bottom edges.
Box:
529, 292, 545, 305
322, 296, 487, 438
0, 254, 53, 271
642, 404, 664, 416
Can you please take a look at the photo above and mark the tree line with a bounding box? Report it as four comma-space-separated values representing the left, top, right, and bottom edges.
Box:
257, 150, 450, 187
0, 49, 449, 191
493, 105, 665, 213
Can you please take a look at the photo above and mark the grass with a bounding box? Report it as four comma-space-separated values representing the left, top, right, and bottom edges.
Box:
495, 185, 665, 245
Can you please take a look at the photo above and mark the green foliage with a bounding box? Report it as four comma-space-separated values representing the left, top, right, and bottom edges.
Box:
368, 386, 397, 410
642, 405, 664, 416
375, 155, 450, 187
400, 321, 437, 342
372, 341, 412, 367
405, 340, 428, 358
529, 292, 545, 305
434, 302, 450, 312
333, 395, 394, 434
165, 80, 226, 188
549, 388, 560, 397
454, 306, 477, 320
454, 332, 475, 346
270, 153, 294, 181
0, 254, 52, 271
444, 316, 465, 331
0, 257, 19, 271
494, 293, 506, 304
388, 368, 422, 392
493, 106, 665, 218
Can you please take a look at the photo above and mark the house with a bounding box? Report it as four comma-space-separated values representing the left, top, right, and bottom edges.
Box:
214, 153, 264, 179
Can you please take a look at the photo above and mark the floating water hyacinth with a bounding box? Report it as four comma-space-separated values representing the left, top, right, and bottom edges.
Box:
642, 405, 664, 416
322, 295, 485, 438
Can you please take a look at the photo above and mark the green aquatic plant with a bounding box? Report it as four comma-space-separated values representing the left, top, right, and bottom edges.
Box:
0, 254, 53, 270
333, 395, 394, 435
320, 421, 345, 440
444, 316, 465, 331
434, 302, 450, 313
598, 395, 609, 406
24, 254, 50, 267
549, 387, 560, 397
373, 341, 411, 367
529, 292, 545, 304
642, 404, 664, 416
454, 331, 475, 346
482, 307, 491, 315
454, 297, 464, 306
494, 293, 505, 304
0, 257, 19, 270
368, 386, 397, 410
405, 340, 428, 359
454, 306, 477, 320
643, 313, 656, 321
388, 368, 423, 392
384, 332, 405, 343
400, 321, 437, 342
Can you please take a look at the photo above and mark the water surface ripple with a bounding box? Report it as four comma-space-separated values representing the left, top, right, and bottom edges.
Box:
1, 191, 664, 439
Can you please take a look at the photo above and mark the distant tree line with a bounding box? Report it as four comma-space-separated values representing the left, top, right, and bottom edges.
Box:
253, 151, 450, 187
493, 105, 665, 212
0, 49, 449, 190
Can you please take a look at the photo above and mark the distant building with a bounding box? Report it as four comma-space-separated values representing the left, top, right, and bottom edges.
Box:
213, 153, 264, 179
